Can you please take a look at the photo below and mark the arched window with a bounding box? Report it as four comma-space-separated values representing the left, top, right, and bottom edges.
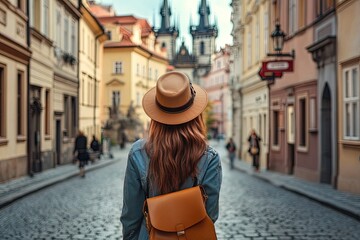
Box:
162, 42, 166, 48
200, 41, 205, 54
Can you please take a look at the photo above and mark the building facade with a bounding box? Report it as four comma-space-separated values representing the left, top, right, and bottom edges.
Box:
336, 0, 360, 194
202, 45, 232, 138
307, 1, 337, 186
89, 4, 169, 136
268, 1, 319, 181
233, 0, 270, 170
79, 0, 107, 140
0, 0, 31, 182
51, 0, 80, 166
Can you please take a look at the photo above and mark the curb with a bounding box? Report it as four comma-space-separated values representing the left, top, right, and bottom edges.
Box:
231, 161, 360, 222
0, 158, 120, 210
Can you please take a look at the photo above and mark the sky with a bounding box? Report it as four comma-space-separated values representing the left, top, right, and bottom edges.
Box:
99, 0, 233, 52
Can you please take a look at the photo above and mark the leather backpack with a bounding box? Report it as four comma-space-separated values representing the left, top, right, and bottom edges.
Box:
143, 178, 217, 240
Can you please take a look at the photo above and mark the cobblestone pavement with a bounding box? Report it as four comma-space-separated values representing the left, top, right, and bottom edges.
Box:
0, 144, 360, 239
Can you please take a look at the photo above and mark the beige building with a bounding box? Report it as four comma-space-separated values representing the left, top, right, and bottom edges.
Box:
51, 0, 80, 165
89, 3, 168, 137
337, 0, 360, 194
233, 0, 271, 169
0, 0, 31, 182
79, 1, 107, 140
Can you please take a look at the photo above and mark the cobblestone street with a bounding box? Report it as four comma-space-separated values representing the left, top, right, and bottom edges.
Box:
0, 143, 359, 240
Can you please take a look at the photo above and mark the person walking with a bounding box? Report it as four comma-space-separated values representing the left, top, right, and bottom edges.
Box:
120, 71, 222, 239
90, 135, 100, 161
226, 137, 236, 169
248, 129, 261, 172
73, 130, 89, 178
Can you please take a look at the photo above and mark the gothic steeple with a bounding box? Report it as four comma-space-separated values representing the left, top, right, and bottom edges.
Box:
190, 0, 218, 36
198, 0, 210, 30
159, 0, 171, 33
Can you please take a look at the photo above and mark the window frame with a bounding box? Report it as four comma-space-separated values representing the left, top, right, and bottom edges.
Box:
17, 71, 25, 137
0, 64, 6, 139
114, 61, 123, 74
297, 94, 308, 151
343, 65, 360, 140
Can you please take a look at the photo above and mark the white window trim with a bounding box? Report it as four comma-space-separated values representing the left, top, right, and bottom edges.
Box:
297, 94, 308, 152
343, 65, 360, 140
271, 98, 281, 151
114, 61, 123, 74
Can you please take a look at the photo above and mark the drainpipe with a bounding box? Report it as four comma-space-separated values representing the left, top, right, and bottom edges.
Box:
26, 0, 33, 177
93, 34, 101, 137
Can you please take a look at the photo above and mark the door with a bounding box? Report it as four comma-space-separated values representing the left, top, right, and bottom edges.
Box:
287, 106, 295, 174
320, 85, 332, 184
29, 87, 42, 173
56, 119, 61, 165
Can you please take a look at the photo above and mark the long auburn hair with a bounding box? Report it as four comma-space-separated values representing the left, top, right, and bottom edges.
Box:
145, 114, 207, 194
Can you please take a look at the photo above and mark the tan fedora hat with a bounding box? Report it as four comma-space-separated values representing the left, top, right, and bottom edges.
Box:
142, 71, 208, 125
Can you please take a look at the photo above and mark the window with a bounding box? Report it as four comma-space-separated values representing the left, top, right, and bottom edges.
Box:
288, 0, 298, 34
155, 69, 158, 80
255, 16, 259, 61
31, 0, 41, 30
247, 29, 252, 67
310, 98, 316, 130
71, 97, 77, 137
56, 6, 62, 46
298, 0, 306, 28
200, 41, 205, 55
71, 20, 76, 55
217, 60, 221, 69
0, 66, 5, 138
112, 91, 120, 107
263, 114, 267, 144
273, 111, 279, 146
299, 97, 307, 147
316, 0, 335, 17
64, 96, 69, 137
149, 68, 152, 80
343, 66, 359, 139
136, 64, 140, 76
17, 71, 24, 136
42, 0, 49, 36
107, 30, 112, 40
45, 90, 50, 135
64, 16, 69, 50
143, 66, 145, 78
114, 62, 123, 74
264, 12, 269, 55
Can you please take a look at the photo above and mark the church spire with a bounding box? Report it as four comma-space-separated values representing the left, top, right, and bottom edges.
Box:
159, 0, 171, 32
198, 0, 210, 30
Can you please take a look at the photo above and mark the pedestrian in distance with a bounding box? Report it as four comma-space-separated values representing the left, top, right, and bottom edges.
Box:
226, 137, 236, 169
90, 135, 100, 161
73, 130, 89, 178
248, 129, 261, 172
120, 71, 222, 239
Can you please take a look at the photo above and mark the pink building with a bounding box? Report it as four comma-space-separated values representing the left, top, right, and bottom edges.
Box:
202, 45, 232, 139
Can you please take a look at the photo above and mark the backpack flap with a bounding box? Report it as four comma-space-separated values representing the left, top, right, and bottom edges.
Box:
146, 186, 207, 232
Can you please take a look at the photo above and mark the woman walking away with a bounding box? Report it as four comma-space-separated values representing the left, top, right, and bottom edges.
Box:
73, 130, 89, 178
248, 129, 261, 172
120, 71, 222, 239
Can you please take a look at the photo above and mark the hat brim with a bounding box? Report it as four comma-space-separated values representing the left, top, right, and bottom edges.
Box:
142, 84, 208, 125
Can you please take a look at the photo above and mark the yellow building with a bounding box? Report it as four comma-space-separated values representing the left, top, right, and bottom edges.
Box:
236, 0, 270, 169
337, 0, 360, 194
89, 3, 168, 138
0, 0, 31, 182
79, 1, 107, 140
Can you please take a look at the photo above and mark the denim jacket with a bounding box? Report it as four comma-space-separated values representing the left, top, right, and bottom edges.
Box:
120, 139, 222, 240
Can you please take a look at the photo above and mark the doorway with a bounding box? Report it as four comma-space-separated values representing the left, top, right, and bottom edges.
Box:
55, 119, 61, 165
29, 87, 42, 173
320, 84, 332, 184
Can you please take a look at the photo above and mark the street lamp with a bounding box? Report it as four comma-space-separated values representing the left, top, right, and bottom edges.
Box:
267, 23, 295, 59
271, 23, 285, 53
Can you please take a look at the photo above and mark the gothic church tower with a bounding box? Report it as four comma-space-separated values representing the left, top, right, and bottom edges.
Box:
190, 0, 218, 80
154, 0, 179, 63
